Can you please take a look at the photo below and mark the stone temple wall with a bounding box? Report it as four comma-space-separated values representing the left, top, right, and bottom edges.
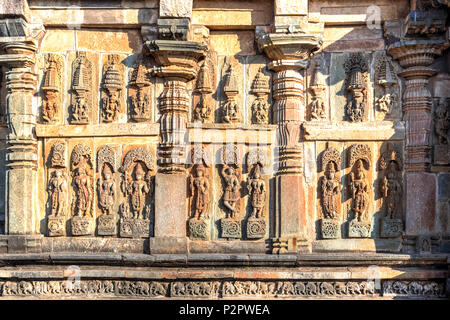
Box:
0, 0, 448, 300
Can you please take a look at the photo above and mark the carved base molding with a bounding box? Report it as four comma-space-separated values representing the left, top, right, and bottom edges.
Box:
348, 220, 372, 238
119, 218, 150, 238
0, 279, 446, 299
320, 219, 339, 239
47, 216, 65, 237
71, 217, 93, 236
246, 218, 266, 239
188, 218, 209, 240
97, 215, 117, 236
220, 218, 241, 239
380, 218, 403, 238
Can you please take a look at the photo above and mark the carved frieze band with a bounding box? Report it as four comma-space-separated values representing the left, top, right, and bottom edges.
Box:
0, 279, 445, 298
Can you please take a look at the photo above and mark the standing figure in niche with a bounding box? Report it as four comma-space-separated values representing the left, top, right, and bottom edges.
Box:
97, 165, 116, 215
126, 163, 151, 219
189, 165, 210, 219
48, 170, 67, 217
246, 165, 266, 218
221, 165, 240, 219
321, 162, 340, 220
349, 159, 369, 221
73, 166, 92, 217
380, 162, 403, 219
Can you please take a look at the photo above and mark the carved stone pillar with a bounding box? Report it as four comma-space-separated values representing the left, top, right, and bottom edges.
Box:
0, 39, 38, 234
387, 7, 448, 239
145, 22, 206, 252
258, 33, 322, 253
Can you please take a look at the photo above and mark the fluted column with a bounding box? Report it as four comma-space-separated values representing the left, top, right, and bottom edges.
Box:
258, 32, 322, 253
0, 40, 38, 235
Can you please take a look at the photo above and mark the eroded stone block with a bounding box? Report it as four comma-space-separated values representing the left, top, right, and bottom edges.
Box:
97, 215, 116, 236
348, 219, 371, 238
119, 218, 150, 238
47, 216, 65, 237
188, 218, 209, 241
380, 218, 403, 238
221, 218, 241, 239
320, 219, 339, 239
71, 216, 93, 236
246, 218, 266, 239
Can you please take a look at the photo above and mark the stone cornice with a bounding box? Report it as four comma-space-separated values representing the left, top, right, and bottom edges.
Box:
257, 32, 323, 62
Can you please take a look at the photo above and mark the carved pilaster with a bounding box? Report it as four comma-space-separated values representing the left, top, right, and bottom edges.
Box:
0, 38, 38, 234
146, 40, 206, 173
257, 31, 322, 253
388, 40, 447, 171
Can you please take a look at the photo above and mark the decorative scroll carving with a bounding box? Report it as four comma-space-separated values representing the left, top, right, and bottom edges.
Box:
129, 63, 152, 122
119, 148, 154, 238
308, 56, 326, 120
379, 143, 403, 238
374, 55, 399, 117
220, 145, 242, 239
433, 97, 450, 165
96, 146, 117, 236
319, 147, 341, 239
41, 54, 62, 123
101, 55, 123, 123
50, 142, 66, 168
250, 67, 270, 124
70, 52, 92, 124
344, 53, 368, 122
193, 59, 214, 123
221, 60, 240, 123
348, 144, 372, 238
70, 144, 94, 236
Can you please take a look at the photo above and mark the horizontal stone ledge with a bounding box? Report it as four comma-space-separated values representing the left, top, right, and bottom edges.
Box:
35, 123, 160, 138
0, 265, 447, 281
303, 121, 405, 141
0, 252, 448, 267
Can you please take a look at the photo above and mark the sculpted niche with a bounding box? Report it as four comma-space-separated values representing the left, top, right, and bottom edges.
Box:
47, 142, 68, 237
70, 52, 92, 124
119, 147, 154, 238
344, 53, 368, 122
96, 146, 117, 236
347, 144, 372, 238
319, 146, 341, 239
70, 144, 94, 236
187, 146, 212, 240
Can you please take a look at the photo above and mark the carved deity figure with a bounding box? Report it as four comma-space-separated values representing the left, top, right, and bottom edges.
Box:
193, 96, 212, 122
97, 165, 115, 215
310, 98, 326, 120
130, 90, 151, 120
376, 92, 397, 115
189, 165, 210, 219
346, 90, 365, 122
73, 166, 92, 217
72, 96, 89, 123
221, 165, 240, 219
435, 97, 449, 145
223, 102, 238, 123
42, 91, 58, 122
252, 100, 268, 124
321, 162, 340, 220
246, 165, 266, 218
102, 92, 120, 122
126, 163, 151, 219
380, 162, 403, 219
349, 159, 369, 221
48, 170, 67, 217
